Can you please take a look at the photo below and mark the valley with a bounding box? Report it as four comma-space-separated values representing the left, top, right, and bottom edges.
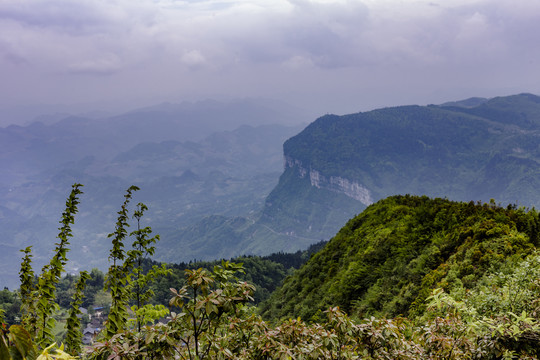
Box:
0, 99, 309, 288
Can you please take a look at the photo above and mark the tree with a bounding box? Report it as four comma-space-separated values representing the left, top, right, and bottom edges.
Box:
17, 184, 84, 347
65, 271, 91, 356
90, 261, 255, 360
126, 203, 171, 332
103, 185, 139, 339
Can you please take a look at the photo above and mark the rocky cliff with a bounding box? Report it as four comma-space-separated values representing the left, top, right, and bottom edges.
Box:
284, 156, 373, 205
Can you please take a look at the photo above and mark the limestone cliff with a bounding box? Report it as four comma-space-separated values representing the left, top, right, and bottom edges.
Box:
284, 156, 373, 206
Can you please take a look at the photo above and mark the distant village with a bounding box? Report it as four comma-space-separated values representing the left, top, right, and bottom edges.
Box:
80, 307, 106, 345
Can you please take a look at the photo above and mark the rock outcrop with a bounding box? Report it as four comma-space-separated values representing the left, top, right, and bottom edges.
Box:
285, 156, 373, 206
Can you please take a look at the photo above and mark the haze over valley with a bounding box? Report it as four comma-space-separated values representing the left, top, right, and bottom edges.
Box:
0, 98, 308, 288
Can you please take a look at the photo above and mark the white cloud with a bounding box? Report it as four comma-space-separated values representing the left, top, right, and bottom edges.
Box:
68, 53, 122, 75
181, 50, 207, 68
282, 55, 315, 69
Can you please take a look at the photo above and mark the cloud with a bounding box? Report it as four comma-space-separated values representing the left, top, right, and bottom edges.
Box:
3, 51, 26, 65
1, 0, 540, 113
282, 55, 314, 70
181, 50, 208, 68
0, 38, 27, 65
0, 0, 113, 35
68, 54, 122, 75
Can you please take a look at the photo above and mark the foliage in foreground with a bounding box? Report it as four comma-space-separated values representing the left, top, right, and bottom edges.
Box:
86, 251, 540, 359
2, 186, 540, 359
2, 184, 168, 358
0, 324, 76, 360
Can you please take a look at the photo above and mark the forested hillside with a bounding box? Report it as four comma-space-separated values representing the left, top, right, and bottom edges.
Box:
261, 195, 540, 321
4, 94, 540, 289
139, 240, 326, 305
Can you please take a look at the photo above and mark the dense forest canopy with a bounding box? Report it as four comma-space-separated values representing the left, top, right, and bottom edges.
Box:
261, 195, 540, 321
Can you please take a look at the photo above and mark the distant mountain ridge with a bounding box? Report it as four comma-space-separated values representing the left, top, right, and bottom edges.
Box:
0, 99, 308, 289
440, 96, 489, 108
157, 93, 540, 265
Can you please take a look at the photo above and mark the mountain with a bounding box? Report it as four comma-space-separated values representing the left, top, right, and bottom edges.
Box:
440, 97, 489, 108
0, 99, 307, 289
152, 93, 540, 265
4, 93, 540, 290
255, 93, 540, 249
260, 195, 540, 320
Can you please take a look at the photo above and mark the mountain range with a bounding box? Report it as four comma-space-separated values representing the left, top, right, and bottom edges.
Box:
3, 93, 540, 290
164, 93, 540, 264
0, 99, 309, 289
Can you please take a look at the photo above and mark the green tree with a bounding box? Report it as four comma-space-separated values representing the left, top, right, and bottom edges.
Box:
126, 203, 171, 332
90, 261, 255, 360
0, 288, 22, 326
16, 184, 84, 348
35, 184, 83, 347
18, 247, 37, 333
64, 271, 91, 356
83, 268, 105, 308
103, 185, 139, 339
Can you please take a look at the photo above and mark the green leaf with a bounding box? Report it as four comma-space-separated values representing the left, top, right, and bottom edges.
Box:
9, 325, 34, 359
0, 334, 11, 360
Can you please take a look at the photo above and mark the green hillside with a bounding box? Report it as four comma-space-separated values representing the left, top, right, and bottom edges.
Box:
283, 94, 540, 201
261, 195, 540, 320
443, 93, 540, 129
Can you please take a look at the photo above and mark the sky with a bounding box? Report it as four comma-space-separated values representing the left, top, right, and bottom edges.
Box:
1, 0, 540, 121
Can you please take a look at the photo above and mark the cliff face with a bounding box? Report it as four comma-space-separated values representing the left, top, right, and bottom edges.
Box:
284, 156, 373, 206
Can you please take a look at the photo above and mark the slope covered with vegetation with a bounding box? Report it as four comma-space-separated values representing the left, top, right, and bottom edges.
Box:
261, 195, 540, 321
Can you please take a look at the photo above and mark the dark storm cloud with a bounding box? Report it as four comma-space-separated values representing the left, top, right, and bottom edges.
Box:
0, 0, 113, 35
